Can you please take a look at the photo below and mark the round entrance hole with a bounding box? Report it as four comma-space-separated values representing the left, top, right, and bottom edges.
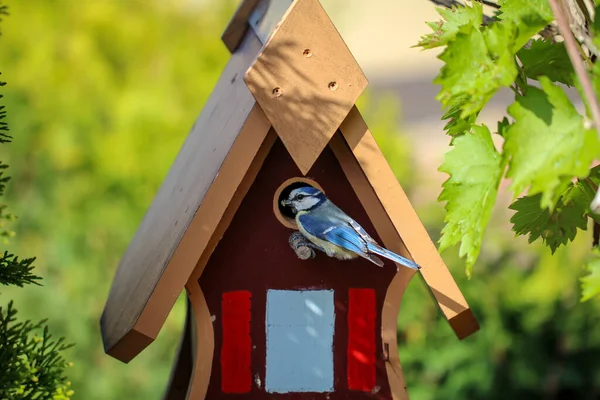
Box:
273, 177, 325, 229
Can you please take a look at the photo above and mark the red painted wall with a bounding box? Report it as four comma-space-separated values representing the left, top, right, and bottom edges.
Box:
198, 138, 396, 399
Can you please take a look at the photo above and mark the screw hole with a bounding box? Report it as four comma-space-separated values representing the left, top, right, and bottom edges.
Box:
328, 81, 338, 91
303, 49, 312, 57
272, 87, 283, 97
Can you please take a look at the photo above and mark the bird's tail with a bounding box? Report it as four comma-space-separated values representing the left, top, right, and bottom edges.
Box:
366, 243, 421, 271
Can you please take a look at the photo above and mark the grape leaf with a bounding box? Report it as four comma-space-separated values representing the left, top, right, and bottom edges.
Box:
503, 77, 600, 209
497, 116, 510, 137
438, 124, 506, 277
416, 3, 483, 49
581, 254, 600, 301
509, 180, 595, 253
435, 21, 518, 118
498, 0, 554, 50
441, 97, 478, 136
589, 164, 600, 188
517, 39, 575, 86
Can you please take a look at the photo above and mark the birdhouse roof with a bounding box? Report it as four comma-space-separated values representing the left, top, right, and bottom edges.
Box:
101, 0, 478, 363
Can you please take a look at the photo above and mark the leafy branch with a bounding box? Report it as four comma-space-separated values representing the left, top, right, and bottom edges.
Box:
0, 252, 40, 288
0, 2, 74, 397
0, 302, 74, 399
418, 0, 600, 300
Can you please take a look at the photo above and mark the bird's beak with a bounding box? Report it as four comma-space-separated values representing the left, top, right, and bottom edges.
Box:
281, 199, 291, 207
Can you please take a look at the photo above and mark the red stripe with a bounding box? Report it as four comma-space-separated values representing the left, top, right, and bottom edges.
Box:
347, 288, 376, 391
221, 291, 252, 393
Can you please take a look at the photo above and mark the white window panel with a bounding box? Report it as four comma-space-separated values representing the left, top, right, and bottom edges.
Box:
265, 289, 335, 393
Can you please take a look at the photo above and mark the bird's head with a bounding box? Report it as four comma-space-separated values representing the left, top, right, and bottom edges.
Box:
281, 186, 326, 213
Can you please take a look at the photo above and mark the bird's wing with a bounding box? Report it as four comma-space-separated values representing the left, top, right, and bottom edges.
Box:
347, 218, 378, 245
326, 203, 379, 245
298, 213, 368, 255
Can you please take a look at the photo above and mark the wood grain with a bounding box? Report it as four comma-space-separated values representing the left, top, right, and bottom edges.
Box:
100, 30, 269, 362
222, 0, 261, 53
244, 0, 368, 175
162, 298, 193, 400
186, 285, 214, 400
339, 106, 479, 340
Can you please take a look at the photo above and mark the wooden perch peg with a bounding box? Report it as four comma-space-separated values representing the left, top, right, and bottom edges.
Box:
288, 231, 316, 260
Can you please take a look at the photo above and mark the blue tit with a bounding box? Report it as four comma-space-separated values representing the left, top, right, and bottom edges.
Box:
281, 186, 421, 271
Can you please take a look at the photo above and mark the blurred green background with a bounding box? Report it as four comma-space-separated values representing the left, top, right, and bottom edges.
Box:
1, 0, 600, 399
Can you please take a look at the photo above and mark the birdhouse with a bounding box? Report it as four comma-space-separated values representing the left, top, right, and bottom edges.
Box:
100, 0, 480, 398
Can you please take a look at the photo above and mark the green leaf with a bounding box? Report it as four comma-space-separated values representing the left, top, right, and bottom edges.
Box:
435, 21, 518, 119
589, 164, 600, 187
498, 0, 554, 50
497, 116, 511, 137
509, 180, 595, 253
438, 124, 506, 277
581, 254, 600, 301
504, 77, 600, 208
517, 39, 575, 86
440, 97, 478, 136
592, 3, 600, 49
416, 3, 483, 49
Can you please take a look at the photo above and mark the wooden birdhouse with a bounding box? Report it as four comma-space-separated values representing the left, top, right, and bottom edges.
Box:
100, 0, 480, 398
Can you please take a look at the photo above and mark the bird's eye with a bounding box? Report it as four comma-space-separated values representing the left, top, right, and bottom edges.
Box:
297, 194, 305, 200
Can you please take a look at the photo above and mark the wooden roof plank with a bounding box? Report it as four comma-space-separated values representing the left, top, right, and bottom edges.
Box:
248, 0, 294, 45
100, 30, 268, 361
339, 106, 480, 340
329, 132, 412, 399
162, 297, 193, 400
244, 0, 368, 175
222, 0, 261, 53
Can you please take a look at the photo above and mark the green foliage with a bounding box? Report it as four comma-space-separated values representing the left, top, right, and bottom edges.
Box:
510, 179, 597, 253
0, 302, 73, 399
581, 252, 600, 301
418, 0, 600, 300
0, 162, 16, 240
504, 77, 600, 208
0, 77, 12, 144
497, 0, 553, 49
0, 2, 72, 398
517, 40, 574, 86
441, 101, 478, 136
416, 2, 484, 49
438, 124, 506, 277
399, 228, 600, 399
435, 20, 518, 118
0, 252, 39, 287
